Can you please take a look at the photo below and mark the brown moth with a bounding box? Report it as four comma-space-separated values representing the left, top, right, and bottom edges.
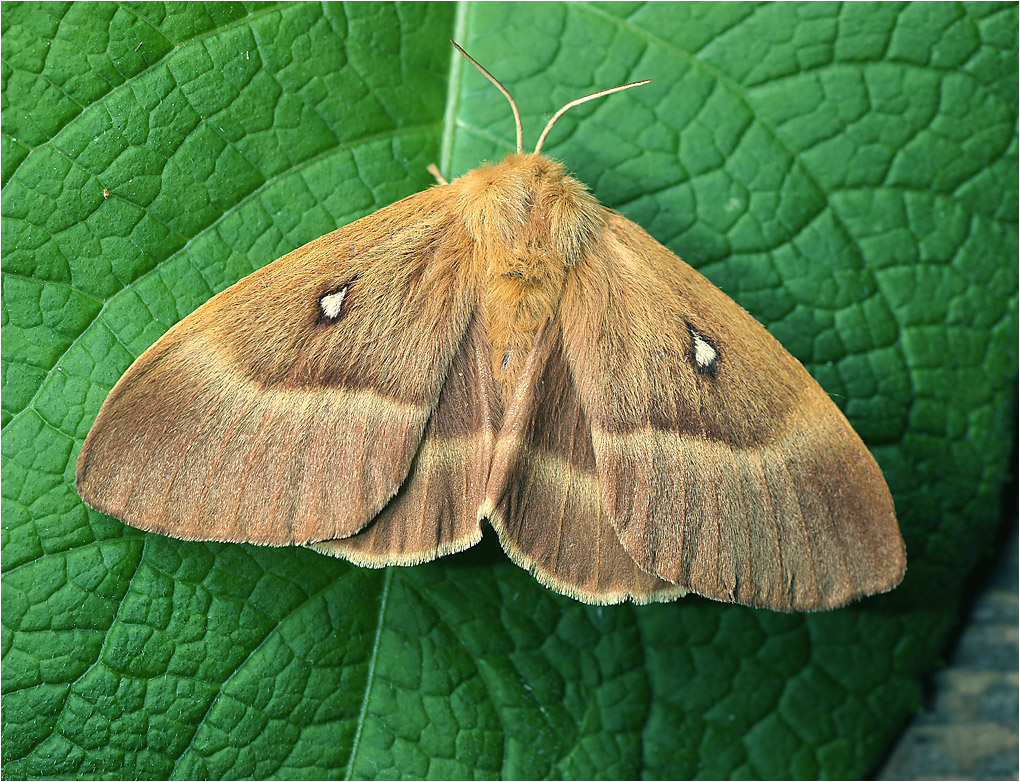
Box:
76, 44, 905, 611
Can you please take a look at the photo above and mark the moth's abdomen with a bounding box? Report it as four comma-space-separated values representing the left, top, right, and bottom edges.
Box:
484, 249, 566, 407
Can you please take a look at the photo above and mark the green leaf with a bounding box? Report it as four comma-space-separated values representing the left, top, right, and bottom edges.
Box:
3, 2, 1016, 778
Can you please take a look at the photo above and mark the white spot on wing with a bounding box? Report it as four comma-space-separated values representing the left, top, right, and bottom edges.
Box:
319, 286, 348, 319
693, 332, 717, 368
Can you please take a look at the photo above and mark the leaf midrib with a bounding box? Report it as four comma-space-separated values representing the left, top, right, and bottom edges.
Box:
439, 1, 472, 178
342, 22, 476, 776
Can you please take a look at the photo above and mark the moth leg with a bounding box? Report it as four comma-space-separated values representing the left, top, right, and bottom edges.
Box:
427, 163, 449, 186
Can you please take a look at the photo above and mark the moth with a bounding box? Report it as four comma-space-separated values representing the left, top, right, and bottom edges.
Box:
77, 44, 905, 611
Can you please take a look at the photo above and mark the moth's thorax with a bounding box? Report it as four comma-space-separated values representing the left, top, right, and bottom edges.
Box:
456, 153, 604, 262
454, 153, 605, 408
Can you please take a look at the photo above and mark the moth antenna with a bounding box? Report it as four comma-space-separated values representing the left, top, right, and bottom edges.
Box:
450, 40, 524, 154
533, 80, 651, 155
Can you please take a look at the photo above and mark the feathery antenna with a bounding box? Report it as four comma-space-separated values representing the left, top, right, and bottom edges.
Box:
534, 80, 651, 154
451, 41, 523, 154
